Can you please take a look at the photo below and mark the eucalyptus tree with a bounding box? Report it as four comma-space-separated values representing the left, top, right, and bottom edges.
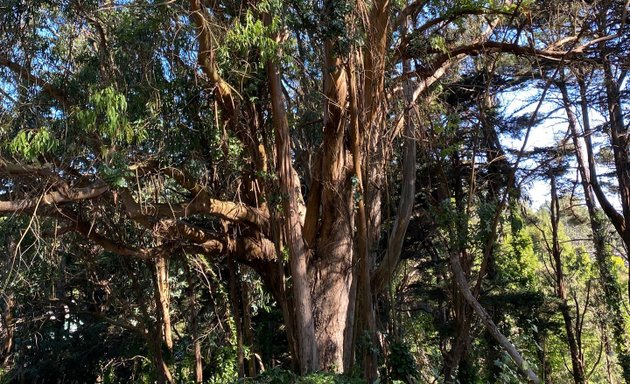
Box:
0, 0, 615, 382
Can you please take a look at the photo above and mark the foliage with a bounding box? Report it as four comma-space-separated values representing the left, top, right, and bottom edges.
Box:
9, 128, 58, 161
386, 341, 419, 382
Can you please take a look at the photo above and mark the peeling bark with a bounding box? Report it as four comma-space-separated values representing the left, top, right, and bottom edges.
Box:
267, 56, 318, 373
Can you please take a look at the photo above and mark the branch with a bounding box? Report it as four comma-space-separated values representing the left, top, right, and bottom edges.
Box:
0, 55, 69, 108
404, 13, 501, 105
0, 182, 108, 213
449, 250, 540, 383
188, 0, 235, 116
162, 168, 270, 232
0, 161, 55, 178
420, 41, 571, 73
394, 0, 428, 28
234, 235, 276, 263
372, 127, 417, 293
372, 54, 417, 292
117, 189, 227, 248
72, 217, 165, 260
396, 7, 508, 45
118, 189, 275, 263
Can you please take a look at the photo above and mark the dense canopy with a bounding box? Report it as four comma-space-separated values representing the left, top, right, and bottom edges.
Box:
0, 0, 629, 383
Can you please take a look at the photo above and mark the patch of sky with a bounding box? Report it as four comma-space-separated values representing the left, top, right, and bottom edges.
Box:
497, 84, 614, 209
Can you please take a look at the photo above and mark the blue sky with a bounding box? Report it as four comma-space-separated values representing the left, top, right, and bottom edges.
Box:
499, 84, 609, 209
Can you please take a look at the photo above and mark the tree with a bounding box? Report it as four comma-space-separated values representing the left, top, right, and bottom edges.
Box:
1, 0, 625, 382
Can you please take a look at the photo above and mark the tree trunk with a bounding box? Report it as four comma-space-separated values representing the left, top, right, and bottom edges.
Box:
184, 261, 203, 383
154, 256, 173, 352
0, 293, 13, 367
348, 52, 378, 382
1, 238, 14, 367
151, 256, 174, 384
267, 57, 318, 373
310, 124, 354, 371
601, 57, 630, 301
533, 330, 553, 384
549, 170, 585, 383
242, 272, 256, 377
560, 77, 630, 382
595, 2, 630, 296
150, 337, 175, 384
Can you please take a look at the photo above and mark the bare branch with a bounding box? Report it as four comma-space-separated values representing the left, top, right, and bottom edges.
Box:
0, 182, 109, 213
0, 55, 69, 108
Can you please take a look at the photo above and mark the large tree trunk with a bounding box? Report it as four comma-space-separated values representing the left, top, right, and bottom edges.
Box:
310, 230, 354, 371
309, 38, 355, 371
267, 57, 318, 373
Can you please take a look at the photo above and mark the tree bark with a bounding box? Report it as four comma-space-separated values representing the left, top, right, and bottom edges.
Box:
348, 52, 378, 382
242, 277, 256, 377
0, 293, 13, 367
151, 255, 174, 384
184, 261, 203, 383
267, 58, 318, 373
154, 256, 173, 352
594, 2, 630, 297
150, 339, 174, 384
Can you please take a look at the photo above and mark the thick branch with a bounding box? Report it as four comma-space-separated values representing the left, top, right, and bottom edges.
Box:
118, 189, 226, 248
72, 218, 167, 260
372, 114, 417, 293
0, 161, 55, 178
188, 0, 235, 115
0, 182, 108, 213
162, 167, 269, 232
419, 41, 572, 75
